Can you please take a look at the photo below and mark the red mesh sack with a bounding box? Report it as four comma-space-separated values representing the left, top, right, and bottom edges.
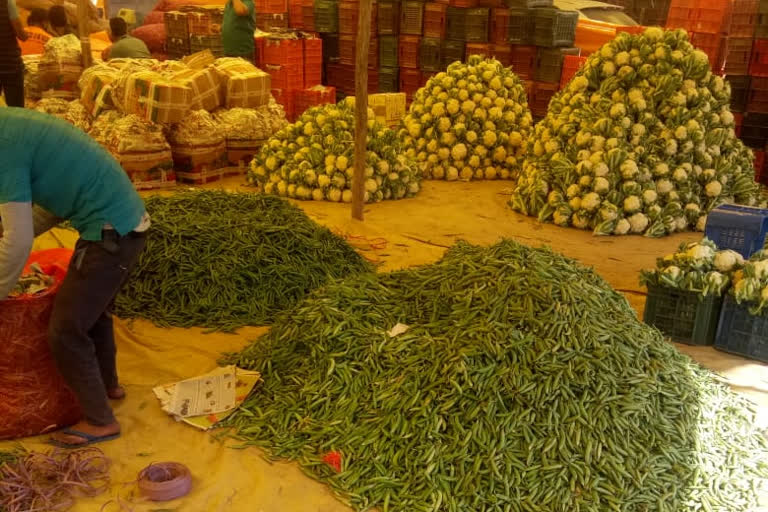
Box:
0, 249, 81, 440
131, 24, 167, 53
142, 10, 165, 25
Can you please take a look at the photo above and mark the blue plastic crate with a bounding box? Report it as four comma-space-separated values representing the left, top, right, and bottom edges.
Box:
643, 285, 723, 346
714, 296, 768, 363
704, 204, 768, 259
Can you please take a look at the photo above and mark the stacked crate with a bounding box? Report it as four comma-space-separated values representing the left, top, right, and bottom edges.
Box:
164, 11, 191, 59
321, 0, 378, 99
256, 0, 289, 31
187, 6, 225, 57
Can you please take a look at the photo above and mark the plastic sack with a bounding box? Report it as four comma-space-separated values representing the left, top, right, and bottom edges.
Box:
0, 249, 81, 440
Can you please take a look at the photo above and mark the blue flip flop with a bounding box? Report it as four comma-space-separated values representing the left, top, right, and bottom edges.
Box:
48, 429, 121, 449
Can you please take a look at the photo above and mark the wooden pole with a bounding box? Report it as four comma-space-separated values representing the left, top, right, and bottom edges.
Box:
77, 0, 92, 68
351, 0, 372, 221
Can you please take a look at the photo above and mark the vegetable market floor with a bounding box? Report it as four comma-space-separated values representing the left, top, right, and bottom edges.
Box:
9, 178, 768, 511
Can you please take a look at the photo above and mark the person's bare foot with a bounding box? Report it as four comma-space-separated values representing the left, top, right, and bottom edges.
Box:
50, 421, 121, 447
107, 386, 126, 400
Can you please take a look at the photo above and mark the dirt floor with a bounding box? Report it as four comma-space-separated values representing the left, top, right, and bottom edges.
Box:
6, 177, 768, 511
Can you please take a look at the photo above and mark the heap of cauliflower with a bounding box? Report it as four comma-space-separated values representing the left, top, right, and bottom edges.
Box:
399, 55, 533, 181
249, 102, 420, 203
640, 238, 744, 297
510, 28, 764, 237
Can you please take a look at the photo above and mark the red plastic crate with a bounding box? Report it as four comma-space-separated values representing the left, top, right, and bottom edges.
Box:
755, 149, 766, 183
288, 0, 303, 28
399, 35, 421, 69
423, 3, 447, 39
302, 0, 315, 31
262, 37, 303, 66
271, 88, 296, 121
491, 43, 512, 67
692, 6, 729, 33
338, 1, 375, 34
511, 44, 537, 80
449, 0, 477, 7
256, 0, 288, 14
722, 0, 759, 37
304, 37, 323, 87
748, 76, 768, 112
490, 7, 509, 44
752, 39, 768, 77
532, 81, 557, 117
466, 42, 492, 58
294, 85, 336, 117
265, 62, 304, 92
399, 67, 422, 101
559, 54, 587, 89
691, 32, 722, 67
722, 37, 754, 75
254, 36, 265, 67
339, 33, 356, 65
326, 62, 355, 95
524, 79, 533, 102
734, 111, 744, 137
666, 3, 694, 31
368, 68, 379, 93
477, 0, 500, 5
369, 36, 379, 69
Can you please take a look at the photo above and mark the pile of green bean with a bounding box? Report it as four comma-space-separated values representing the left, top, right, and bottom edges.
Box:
226, 239, 768, 511
114, 190, 372, 331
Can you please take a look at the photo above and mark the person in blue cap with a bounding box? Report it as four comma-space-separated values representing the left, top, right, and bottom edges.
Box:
0, 108, 149, 447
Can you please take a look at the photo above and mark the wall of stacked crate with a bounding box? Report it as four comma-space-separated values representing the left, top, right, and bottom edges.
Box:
289, 0, 581, 118
664, 0, 768, 183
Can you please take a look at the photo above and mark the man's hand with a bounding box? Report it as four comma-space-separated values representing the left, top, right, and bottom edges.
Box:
232, 0, 250, 17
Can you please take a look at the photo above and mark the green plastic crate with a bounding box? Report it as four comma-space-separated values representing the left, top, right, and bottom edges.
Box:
399, 0, 424, 35
441, 39, 465, 68
465, 7, 489, 43
445, 6, 466, 41
535, 47, 579, 84
419, 37, 442, 72
379, 35, 399, 68
378, 1, 400, 35
378, 66, 399, 92
508, 8, 533, 44
313, 0, 339, 33
532, 8, 578, 47
643, 285, 723, 346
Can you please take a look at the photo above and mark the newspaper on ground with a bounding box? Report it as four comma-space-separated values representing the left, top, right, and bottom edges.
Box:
153, 365, 260, 431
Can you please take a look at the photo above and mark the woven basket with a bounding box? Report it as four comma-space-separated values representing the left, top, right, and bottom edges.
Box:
0, 249, 81, 440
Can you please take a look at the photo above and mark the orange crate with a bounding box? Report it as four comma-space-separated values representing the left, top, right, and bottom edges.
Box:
690, 32, 722, 67
367, 68, 379, 93
491, 43, 512, 67
511, 44, 536, 80
722, 36, 754, 75
692, 6, 729, 33
288, 0, 303, 28
271, 88, 296, 121
723, 0, 759, 37
302, 0, 315, 31
449, 0, 477, 6
666, 6, 693, 31
339, 33, 356, 65
256, 0, 288, 13
423, 3, 447, 38
294, 85, 336, 117
559, 54, 586, 89
262, 37, 303, 65
399, 34, 420, 69
531, 81, 557, 117
303, 37, 323, 87
466, 42, 491, 57
477, 0, 500, 5
490, 8, 509, 44
254, 36, 265, 67
339, 1, 358, 34
265, 63, 304, 91
399, 67, 422, 101
752, 39, 768, 77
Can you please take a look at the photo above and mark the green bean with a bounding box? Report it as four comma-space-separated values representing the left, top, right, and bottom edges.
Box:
222, 240, 768, 511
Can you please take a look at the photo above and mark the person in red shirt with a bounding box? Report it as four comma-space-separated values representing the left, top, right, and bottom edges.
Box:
19, 9, 52, 56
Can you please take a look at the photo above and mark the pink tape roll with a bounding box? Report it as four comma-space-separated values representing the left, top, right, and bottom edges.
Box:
137, 462, 192, 501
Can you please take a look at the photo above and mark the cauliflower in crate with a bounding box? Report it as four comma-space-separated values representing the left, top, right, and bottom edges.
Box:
248, 102, 421, 202
511, 28, 765, 237
640, 238, 743, 297
399, 55, 533, 181
730, 250, 768, 313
